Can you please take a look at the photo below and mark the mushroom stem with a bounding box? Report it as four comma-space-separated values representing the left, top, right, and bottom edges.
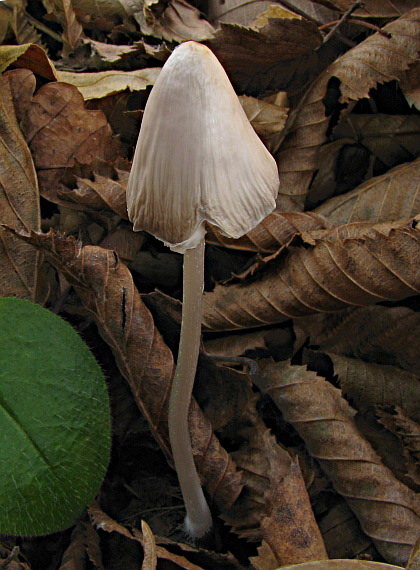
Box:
168, 235, 213, 538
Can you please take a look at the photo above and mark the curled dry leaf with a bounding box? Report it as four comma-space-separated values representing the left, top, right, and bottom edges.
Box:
208, 13, 322, 96
0, 73, 45, 301
57, 68, 160, 100
11, 229, 242, 511
314, 158, 420, 227
205, 211, 328, 252
0, 43, 57, 79
295, 305, 420, 375
122, 0, 215, 42
255, 360, 420, 566
11, 73, 121, 204
202, 217, 420, 331
198, 361, 327, 563
59, 520, 91, 569
318, 502, 376, 560
239, 94, 289, 151
332, 115, 420, 170
325, 352, 420, 422
275, 9, 420, 210
377, 408, 420, 486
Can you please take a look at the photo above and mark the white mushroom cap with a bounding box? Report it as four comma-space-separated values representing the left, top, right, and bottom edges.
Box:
127, 41, 279, 254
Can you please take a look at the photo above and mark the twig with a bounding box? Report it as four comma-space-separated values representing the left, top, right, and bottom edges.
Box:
320, 18, 392, 39
322, 1, 364, 44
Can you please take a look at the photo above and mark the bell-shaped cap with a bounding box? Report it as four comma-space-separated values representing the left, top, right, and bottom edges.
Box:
127, 41, 279, 254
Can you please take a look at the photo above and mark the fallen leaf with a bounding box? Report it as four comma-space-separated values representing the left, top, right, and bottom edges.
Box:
0, 43, 57, 79
57, 67, 160, 100
0, 73, 45, 301
202, 217, 420, 331
205, 211, 328, 253
318, 502, 375, 560
332, 114, 420, 170
294, 305, 420, 375
10, 73, 122, 204
197, 360, 327, 564
207, 13, 323, 95
275, 9, 420, 209
313, 158, 420, 226
325, 353, 420, 422
255, 359, 420, 566
377, 408, 420, 487
11, 229, 243, 512
121, 0, 215, 42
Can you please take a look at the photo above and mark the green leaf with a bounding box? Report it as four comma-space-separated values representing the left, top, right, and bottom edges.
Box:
0, 297, 111, 536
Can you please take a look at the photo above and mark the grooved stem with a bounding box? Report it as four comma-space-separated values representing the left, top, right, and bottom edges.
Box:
168, 237, 212, 537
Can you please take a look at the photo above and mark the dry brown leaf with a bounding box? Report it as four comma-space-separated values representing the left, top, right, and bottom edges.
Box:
326, 353, 420, 422
275, 9, 420, 210
57, 67, 160, 100
401, 62, 420, 110
313, 0, 420, 17
250, 541, 280, 570
66, 172, 128, 218
53, 0, 84, 53
295, 305, 420, 375
332, 115, 420, 170
255, 360, 420, 566
121, 0, 215, 42
0, 43, 57, 79
208, 0, 294, 26
141, 520, 157, 570
239, 94, 289, 150
59, 520, 87, 569
318, 502, 376, 560
10, 73, 122, 205
207, 14, 322, 96
202, 217, 420, 331
205, 211, 328, 253
89, 503, 207, 570
0, 73, 46, 301
199, 362, 327, 564
377, 408, 420, 486
305, 139, 371, 209
11, 229, 243, 512
313, 158, 420, 227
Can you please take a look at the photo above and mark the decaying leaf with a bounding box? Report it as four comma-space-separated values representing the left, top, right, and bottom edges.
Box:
377, 408, 420, 487
0, 73, 44, 301
208, 11, 323, 95
57, 67, 160, 100
255, 360, 420, 566
0, 43, 57, 79
332, 114, 420, 170
275, 9, 420, 210
318, 502, 376, 560
196, 360, 327, 564
325, 352, 420, 422
121, 0, 215, 42
205, 210, 328, 253
202, 217, 420, 331
11, 229, 243, 513
313, 158, 420, 227
8, 71, 122, 204
295, 305, 420, 375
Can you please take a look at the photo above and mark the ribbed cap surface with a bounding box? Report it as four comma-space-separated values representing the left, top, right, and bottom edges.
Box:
127, 41, 279, 253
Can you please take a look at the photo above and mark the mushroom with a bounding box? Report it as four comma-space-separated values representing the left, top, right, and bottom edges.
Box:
127, 41, 279, 538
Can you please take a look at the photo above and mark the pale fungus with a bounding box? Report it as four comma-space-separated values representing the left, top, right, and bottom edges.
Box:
127, 41, 279, 538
